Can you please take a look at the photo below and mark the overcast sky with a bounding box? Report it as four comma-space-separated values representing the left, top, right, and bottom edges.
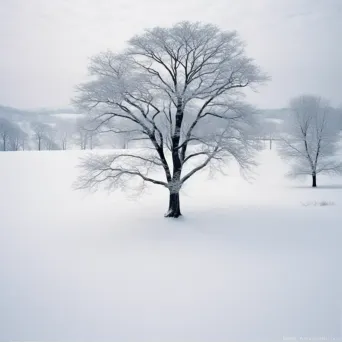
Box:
0, 0, 341, 109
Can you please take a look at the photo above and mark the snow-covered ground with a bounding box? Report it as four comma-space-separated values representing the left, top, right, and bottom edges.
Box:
0, 148, 341, 341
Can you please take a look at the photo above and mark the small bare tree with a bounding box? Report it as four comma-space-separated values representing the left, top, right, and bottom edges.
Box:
75, 117, 99, 150
32, 122, 51, 151
55, 120, 74, 150
0, 118, 14, 151
10, 128, 27, 151
60, 130, 69, 150
279, 95, 342, 187
260, 119, 280, 150
75, 118, 87, 150
74, 21, 268, 217
0, 118, 26, 151
44, 127, 60, 150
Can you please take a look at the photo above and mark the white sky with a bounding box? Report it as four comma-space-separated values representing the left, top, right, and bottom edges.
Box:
0, 0, 341, 109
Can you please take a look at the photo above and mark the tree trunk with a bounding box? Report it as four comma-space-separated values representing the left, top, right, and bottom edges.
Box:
312, 174, 317, 188
165, 97, 184, 219
165, 192, 181, 218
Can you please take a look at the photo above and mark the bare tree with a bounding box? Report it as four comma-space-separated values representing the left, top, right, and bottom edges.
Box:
279, 95, 342, 187
75, 117, 99, 150
32, 122, 50, 151
87, 129, 98, 150
259, 118, 281, 150
60, 131, 69, 150
0, 118, 27, 151
10, 128, 27, 151
75, 117, 88, 150
55, 120, 74, 150
0, 118, 14, 151
44, 127, 60, 150
74, 21, 268, 217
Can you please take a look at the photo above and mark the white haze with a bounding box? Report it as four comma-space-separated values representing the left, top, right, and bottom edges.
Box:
0, 0, 341, 109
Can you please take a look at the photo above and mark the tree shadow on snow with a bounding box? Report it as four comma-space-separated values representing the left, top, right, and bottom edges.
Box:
290, 184, 342, 189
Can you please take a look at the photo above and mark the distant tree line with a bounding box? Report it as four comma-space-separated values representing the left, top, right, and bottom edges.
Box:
0, 115, 135, 151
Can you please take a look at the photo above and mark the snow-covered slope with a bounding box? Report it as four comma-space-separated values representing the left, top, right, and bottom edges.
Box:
0, 149, 341, 341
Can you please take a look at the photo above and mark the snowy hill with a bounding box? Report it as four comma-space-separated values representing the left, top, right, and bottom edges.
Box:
1, 148, 341, 341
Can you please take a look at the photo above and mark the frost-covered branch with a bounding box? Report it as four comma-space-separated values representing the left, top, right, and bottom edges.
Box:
75, 152, 168, 193
74, 21, 267, 217
279, 95, 342, 187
